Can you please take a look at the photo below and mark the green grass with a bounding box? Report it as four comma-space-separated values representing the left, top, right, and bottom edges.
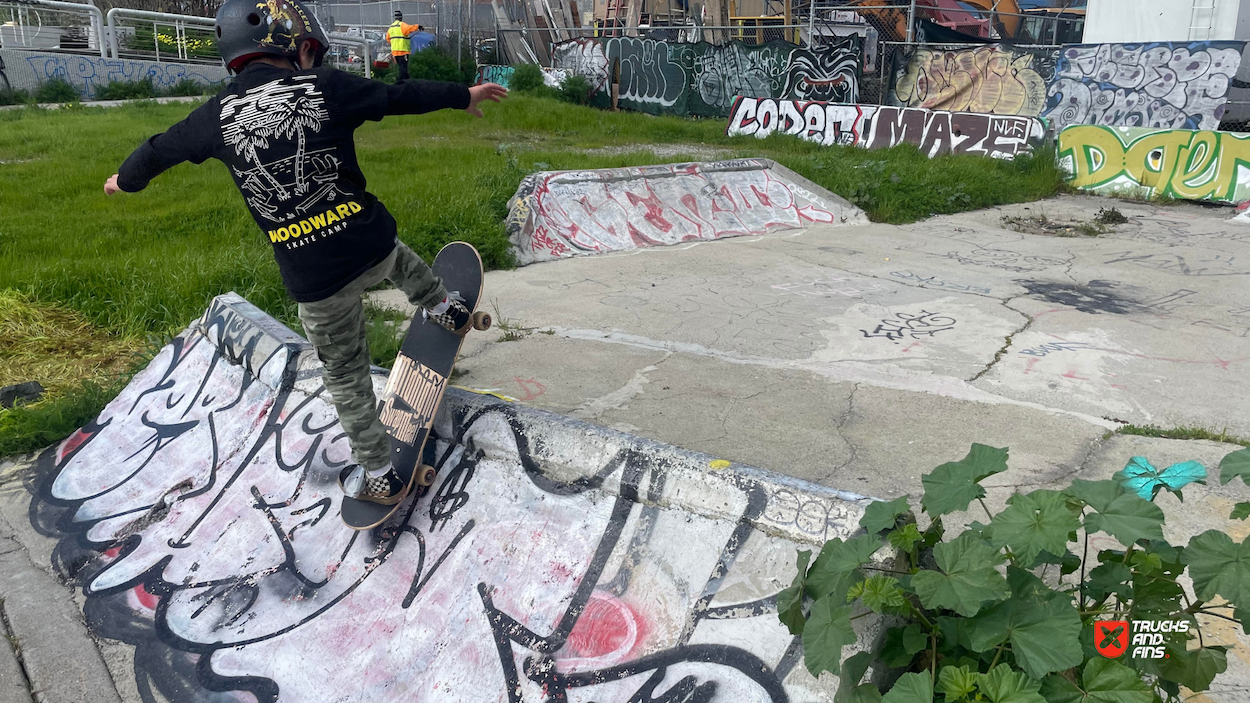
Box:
1117, 424, 1250, 447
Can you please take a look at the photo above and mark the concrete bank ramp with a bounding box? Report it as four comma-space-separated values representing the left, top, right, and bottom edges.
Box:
29, 293, 880, 702
506, 159, 867, 265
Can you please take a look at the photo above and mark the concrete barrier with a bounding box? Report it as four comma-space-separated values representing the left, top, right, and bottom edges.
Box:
0, 49, 227, 100
506, 159, 867, 266
30, 292, 886, 701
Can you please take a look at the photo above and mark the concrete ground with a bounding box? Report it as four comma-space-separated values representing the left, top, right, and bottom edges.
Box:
373, 193, 1250, 699
0, 193, 1248, 701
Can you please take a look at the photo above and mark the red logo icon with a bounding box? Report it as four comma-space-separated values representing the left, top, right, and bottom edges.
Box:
1095, 620, 1129, 658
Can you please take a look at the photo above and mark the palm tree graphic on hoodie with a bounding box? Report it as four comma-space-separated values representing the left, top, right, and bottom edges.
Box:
220, 75, 330, 215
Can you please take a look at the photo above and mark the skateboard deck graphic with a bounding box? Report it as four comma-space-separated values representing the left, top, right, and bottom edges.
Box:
340, 241, 490, 530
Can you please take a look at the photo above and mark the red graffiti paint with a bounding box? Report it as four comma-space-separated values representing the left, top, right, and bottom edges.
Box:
560, 592, 643, 668
58, 427, 94, 464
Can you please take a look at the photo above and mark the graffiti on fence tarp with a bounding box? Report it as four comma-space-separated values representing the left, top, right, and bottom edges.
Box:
1043, 42, 1244, 132
551, 36, 860, 117
890, 44, 1057, 116
551, 38, 610, 92
1058, 125, 1250, 204
29, 297, 862, 701
473, 64, 569, 90
0, 50, 227, 99
506, 160, 864, 264
726, 99, 1045, 159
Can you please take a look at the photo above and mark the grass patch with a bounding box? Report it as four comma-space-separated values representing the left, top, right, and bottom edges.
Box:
1117, 424, 1250, 447
364, 302, 409, 369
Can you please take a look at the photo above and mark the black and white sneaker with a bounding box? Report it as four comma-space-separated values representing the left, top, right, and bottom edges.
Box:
339, 465, 407, 505
423, 292, 471, 335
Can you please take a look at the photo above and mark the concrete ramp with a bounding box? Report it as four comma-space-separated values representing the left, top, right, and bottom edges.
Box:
29, 293, 879, 702
506, 159, 867, 265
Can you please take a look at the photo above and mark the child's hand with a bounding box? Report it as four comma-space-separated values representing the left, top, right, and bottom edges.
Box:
104, 174, 121, 195
466, 83, 507, 118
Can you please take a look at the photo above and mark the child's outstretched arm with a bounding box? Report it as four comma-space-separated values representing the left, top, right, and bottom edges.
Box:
104, 101, 219, 196
325, 71, 507, 124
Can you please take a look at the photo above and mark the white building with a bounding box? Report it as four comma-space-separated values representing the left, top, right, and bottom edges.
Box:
1084, 0, 1250, 43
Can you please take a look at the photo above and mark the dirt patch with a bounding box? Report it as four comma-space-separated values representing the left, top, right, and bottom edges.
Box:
1002, 206, 1127, 238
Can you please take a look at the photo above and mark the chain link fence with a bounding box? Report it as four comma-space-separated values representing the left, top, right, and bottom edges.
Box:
0, 2, 102, 54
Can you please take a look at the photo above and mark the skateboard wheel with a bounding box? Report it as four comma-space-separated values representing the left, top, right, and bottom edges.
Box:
472, 311, 492, 331
416, 465, 437, 487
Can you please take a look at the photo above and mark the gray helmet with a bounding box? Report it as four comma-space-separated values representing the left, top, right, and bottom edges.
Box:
216, 0, 329, 73
393, 10, 403, 20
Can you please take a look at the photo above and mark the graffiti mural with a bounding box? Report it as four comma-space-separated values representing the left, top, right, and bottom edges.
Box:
506, 159, 865, 264
551, 36, 860, 118
473, 64, 569, 90
0, 49, 228, 100
29, 294, 876, 702
726, 99, 1045, 160
1058, 124, 1250, 204
1043, 42, 1244, 131
889, 44, 1057, 116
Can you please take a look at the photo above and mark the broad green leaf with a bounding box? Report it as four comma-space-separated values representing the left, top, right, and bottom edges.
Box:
850, 575, 906, 613
1065, 479, 1165, 545
1085, 562, 1132, 602
888, 523, 924, 553
923, 516, 945, 547
912, 532, 1010, 617
967, 568, 1083, 680
802, 597, 856, 678
902, 622, 928, 655
777, 549, 812, 635
1187, 530, 1250, 610
1113, 457, 1206, 501
836, 651, 883, 703
988, 490, 1081, 567
1220, 447, 1250, 486
977, 664, 1045, 703
1040, 658, 1153, 703
882, 671, 934, 703
861, 495, 910, 534
1157, 646, 1227, 692
1232, 502, 1250, 520
921, 444, 1009, 517
937, 615, 973, 650
1031, 549, 1081, 575
879, 626, 917, 668
937, 665, 978, 701
806, 535, 881, 602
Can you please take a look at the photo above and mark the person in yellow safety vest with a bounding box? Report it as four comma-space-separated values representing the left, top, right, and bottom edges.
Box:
388, 10, 422, 81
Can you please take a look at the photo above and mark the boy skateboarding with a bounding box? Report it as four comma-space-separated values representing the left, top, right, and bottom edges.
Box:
103, 0, 507, 506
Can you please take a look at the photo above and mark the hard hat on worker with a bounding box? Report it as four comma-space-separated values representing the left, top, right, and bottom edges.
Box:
215, 0, 329, 74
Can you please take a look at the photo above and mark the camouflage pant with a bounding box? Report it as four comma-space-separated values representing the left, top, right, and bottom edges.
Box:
297, 241, 447, 471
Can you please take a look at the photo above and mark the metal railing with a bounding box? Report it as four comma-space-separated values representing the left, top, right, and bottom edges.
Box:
106, 7, 217, 64
0, 0, 106, 57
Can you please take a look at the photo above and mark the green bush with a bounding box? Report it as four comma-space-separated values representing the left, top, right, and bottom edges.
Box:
164, 78, 214, 97
509, 63, 545, 92
372, 47, 475, 86
0, 87, 31, 106
36, 78, 80, 104
557, 74, 593, 105
782, 443, 1250, 702
96, 77, 157, 101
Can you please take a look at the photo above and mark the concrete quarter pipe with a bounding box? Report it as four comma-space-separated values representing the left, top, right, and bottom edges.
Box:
28, 293, 880, 702
506, 159, 867, 266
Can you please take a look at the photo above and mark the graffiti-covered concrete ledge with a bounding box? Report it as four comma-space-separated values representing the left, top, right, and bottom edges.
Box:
16, 292, 887, 702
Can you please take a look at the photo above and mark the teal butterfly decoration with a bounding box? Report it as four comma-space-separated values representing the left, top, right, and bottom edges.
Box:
1114, 457, 1207, 502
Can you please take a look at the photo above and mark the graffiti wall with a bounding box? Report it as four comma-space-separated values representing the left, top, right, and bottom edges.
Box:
29, 292, 881, 702
889, 44, 1058, 116
473, 64, 569, 89
506, 159, 867, 265
1058, 125, 1250, 204
551, 36, 860, 118
0, 49, 228, 100
1042, 42, 1244, 131
726, 99, 1045, 160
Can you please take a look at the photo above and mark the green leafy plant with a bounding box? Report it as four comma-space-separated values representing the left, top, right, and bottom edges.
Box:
780, 443, 1250, 702
36, 78, 80, 104
508, 63, 546, 92
557, 74, 594, 105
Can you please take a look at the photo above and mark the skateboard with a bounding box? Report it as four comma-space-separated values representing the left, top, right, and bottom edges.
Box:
339, 241, 492, 530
